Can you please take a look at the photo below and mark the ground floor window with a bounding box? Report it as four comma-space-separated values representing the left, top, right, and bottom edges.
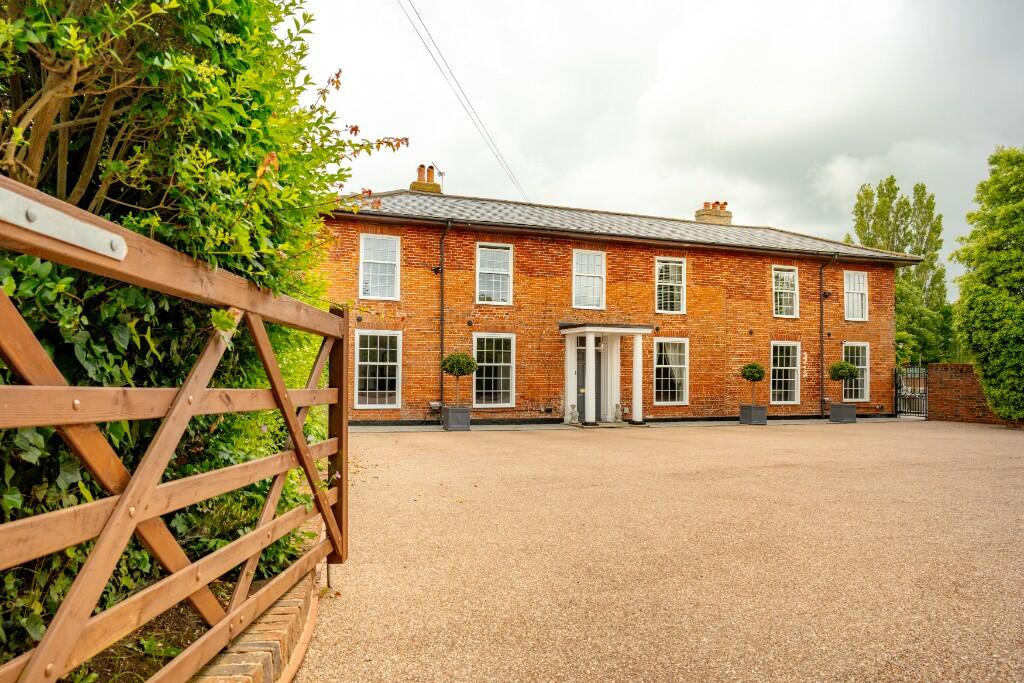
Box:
654, 338, 688, 405
770, 341, 800, 404
474, 333, 515, 407
843, 342, 870, 401
355, 331, 401, 408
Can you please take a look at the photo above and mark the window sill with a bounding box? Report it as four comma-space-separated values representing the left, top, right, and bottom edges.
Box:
475, 300, 513, 307
655, 310, 687, 315
573, 305, 606, 311
653, 401, 690, 407
359, 295, 400, 302
353, 404, 401, 410
773, 314, 800, 319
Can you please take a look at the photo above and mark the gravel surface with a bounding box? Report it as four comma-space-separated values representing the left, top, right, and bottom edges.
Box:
298, 420, 1024, 682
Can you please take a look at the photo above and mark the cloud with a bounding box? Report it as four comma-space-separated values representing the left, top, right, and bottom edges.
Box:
301, 0, 1024, 298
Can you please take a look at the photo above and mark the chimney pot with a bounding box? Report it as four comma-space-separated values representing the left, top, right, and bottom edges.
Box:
410, 162, 442, 193
695, 199, 733, 225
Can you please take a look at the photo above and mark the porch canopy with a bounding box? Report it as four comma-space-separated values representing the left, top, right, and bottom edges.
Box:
559, 322, 654, 426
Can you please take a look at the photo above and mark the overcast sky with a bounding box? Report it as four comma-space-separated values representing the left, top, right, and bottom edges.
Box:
304, 0, 1024, 296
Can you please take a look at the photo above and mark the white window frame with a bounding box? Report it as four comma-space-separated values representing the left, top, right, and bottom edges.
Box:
472, 332, 516, 408
572, 248, 606, 310
844, 270, 869, 321
772, 265, 799, 318
475, 242, 514, 306
654, 257, 686, 314
353, 329, 402, 409
770, 341, 801, 405
842, 342, 870, 402
358, 234, 400, 301
653, 337, 689, 406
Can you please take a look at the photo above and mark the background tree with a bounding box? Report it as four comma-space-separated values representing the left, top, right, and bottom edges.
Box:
845, 176, 951, 363
953, 147, 1024, 422
0, 0, 404, 663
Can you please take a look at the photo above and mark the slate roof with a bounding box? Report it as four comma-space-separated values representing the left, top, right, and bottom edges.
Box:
344, 190, 920, 264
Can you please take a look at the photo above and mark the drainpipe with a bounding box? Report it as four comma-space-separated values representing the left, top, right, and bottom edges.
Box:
819, 254, 838, 417
438, 220, 450, 417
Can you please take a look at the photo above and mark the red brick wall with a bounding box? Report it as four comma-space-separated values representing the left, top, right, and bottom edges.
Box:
927, 364, 1008, 425
324, 218, 898, 422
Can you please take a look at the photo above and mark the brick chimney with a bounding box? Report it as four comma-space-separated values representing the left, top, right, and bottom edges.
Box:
695, 200, 732, 225
409, 163, 442, 193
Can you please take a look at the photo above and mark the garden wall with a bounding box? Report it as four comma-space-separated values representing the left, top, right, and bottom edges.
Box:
927, 363, 1007, 425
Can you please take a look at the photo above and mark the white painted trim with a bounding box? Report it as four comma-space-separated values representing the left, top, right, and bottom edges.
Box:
771, 265, 799, 318
559, 325, 654, 336
770, 340, 801, 405
475, 241, 513, 306
654, 256, 687, 314
843, 270, 869, 321
471, 332, 516, 408
842, 341, 871, 402
572, 248, 607, 310
653, 337, 689, 406
353, 329, 402, 409
358, 233, 401, 301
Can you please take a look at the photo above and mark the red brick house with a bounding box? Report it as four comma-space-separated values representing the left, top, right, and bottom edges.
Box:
324, 165, 920, 425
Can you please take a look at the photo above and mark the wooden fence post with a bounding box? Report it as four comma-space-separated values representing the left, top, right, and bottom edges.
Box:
327, 306, 349, 564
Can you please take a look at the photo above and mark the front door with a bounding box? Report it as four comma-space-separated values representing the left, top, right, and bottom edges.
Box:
576, 336, 603, 422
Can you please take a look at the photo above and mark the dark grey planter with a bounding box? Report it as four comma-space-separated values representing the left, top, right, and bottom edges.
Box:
739, 404, 767, 425
829, 403, 857, 423
442, 406, 471, 431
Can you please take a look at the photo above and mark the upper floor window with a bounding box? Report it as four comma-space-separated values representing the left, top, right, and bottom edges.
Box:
772, 266, 798, 318
359, 234, 399, 300
770, 341, 800, 404
655, 257, 686, 314
354, 330, 401, 408
654, 338, 689, 405
573, 249, 605, 309
842, 342, 870, 401
476, 243, 512, 305
474, 333, 515, 407
844, 271, 868, 320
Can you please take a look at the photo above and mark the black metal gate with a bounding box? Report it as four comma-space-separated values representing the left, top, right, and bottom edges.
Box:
895, 366, 928, 417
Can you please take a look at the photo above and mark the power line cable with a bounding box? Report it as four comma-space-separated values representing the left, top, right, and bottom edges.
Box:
405, 0, 529, 201
395, 0, 529, 201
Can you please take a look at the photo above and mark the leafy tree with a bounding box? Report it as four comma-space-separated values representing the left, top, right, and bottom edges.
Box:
0, 0, 404, 662
845, 176, 951, 362
739, 362, 765, 404
953, 147, 1024, 421
441, 352, 478, 407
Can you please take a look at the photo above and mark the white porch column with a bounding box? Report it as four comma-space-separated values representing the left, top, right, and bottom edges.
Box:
564, 334, 575, 423
584, 333, 597, 425
631, 333, 644, 424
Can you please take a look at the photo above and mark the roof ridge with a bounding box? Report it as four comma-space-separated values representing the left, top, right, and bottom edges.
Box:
344, 189, 921, 263
384, 189, 774, 230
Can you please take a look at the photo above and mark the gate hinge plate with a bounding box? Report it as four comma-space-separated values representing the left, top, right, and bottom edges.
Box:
0, 188, 128, 261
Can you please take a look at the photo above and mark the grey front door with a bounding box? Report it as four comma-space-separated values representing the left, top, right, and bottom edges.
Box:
576, 337, 603, 422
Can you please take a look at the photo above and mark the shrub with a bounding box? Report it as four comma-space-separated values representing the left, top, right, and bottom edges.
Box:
828, 361, 860, 382
740, 362, 766, 404
0, 0, 403, 662
440, 352, 478, 407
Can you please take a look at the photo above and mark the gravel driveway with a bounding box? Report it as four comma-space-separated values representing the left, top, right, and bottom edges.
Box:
298, 420, 1024, 682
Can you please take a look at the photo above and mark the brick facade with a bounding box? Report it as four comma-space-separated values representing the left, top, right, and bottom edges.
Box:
324, 217, 898, 424
927, 363, 1011, 426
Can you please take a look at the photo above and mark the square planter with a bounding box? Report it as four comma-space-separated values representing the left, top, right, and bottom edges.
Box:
829, 403, 857, 424
739, 404, 767, 425
442, 406, 471, 431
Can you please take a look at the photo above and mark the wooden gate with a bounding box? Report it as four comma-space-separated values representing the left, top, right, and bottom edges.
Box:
0, 176, 348, 682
